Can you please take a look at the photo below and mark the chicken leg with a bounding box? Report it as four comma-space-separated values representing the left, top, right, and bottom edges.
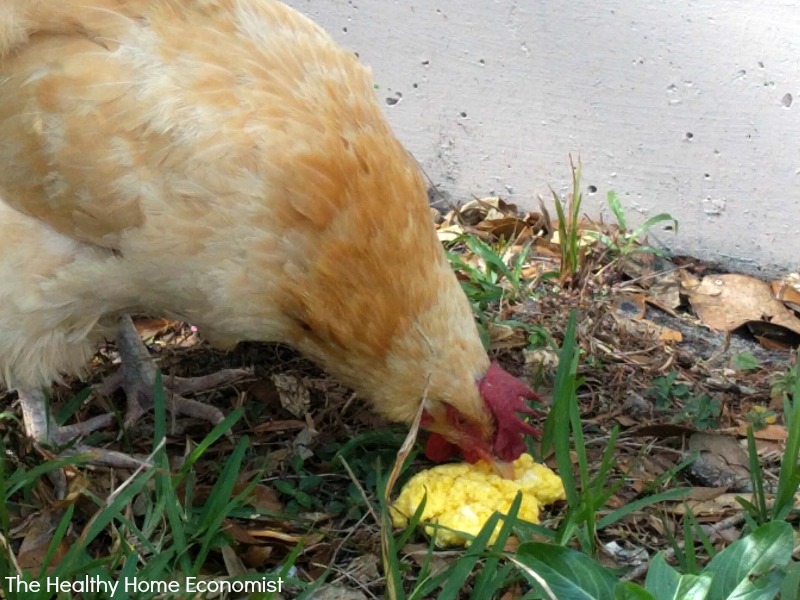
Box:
17, 388, 146, 468
16, 316, 250, 467
96, 315, 252, 431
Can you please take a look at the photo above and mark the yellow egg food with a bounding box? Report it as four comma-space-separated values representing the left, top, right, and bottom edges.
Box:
391, 454, 565, 547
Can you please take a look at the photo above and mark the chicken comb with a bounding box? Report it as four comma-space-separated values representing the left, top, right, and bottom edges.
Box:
478, 361, 541, 462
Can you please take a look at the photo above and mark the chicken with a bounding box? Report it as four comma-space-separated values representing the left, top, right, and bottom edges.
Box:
392, 454, 565, 546
0, 0, 539, 470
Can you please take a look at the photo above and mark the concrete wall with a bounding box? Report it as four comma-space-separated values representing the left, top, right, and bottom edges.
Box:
286, 0, 800, 276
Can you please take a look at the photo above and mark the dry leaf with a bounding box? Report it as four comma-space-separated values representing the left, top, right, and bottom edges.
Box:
223, 520, 267, 544
530, 236, 562, 259
247, 484, 284, 513
735, 423, 788, 441
346, 554, 380, 586
292, 426, 318, 460
688, 274, 800, 335
500, 583, 524, 600
641, 319, 683, 342
271, 374, 311, 417
686, 487, 729, 502
613, 293, 647, 320
648, 270, 682, 311
459, 197, 518, 224
487, 322, 527, 350
17, 510, 70, 571
771, 274, 800, 312
614, 312, 683, 343
312, 585, 368, 600
132, 317, 175, 340
252, 419, 306, 433
221, 544, 248, 577
403, 543, 454, 577
242, 545, 274, 569
436, 224, 465, 243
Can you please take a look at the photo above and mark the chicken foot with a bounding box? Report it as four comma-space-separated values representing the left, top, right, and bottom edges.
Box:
96, 315, 251, 429
17, 388, 147, 468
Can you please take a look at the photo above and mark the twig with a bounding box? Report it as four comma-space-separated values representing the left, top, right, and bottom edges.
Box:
339, 456, 380, 527
0, 531, 23, 576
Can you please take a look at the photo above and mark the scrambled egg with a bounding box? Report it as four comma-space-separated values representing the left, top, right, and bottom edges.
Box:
392, 454, 565, 547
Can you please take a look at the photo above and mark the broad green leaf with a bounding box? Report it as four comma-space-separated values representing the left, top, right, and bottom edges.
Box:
516, 542, 617, 600
645, 552, 681, 597
645, 553, 712, 600
705, 521, 793, 600
780, 561, 800, 600
614, 582, 656, 600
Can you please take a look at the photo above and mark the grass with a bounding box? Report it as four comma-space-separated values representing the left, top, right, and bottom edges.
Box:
7, 312, 795, 598
2, 171, 798, 598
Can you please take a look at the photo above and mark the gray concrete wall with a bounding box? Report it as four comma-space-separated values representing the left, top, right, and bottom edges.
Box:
286, 0, 800, 276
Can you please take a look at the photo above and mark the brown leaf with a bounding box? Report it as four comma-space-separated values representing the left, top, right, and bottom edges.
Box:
687, 487, 729, 501
529, 236, 562, 259
500, 583, 524, 600
648, 270, 682, 311
346, 554, 380, 586
247, 484, 284, 513
312, 585, 368, 600
459, 197, 519, 224
735, 423, 788, 441
252, 419, 307, 434
487, 323, 527, 350
223, 520, 266, 544
17, 510, 70, 571
271, 373, 311, 418
688, 274, 800, 335
436, 224, 465, 243
771, 275, 800, 312
132, 317, 176, 340
613, 293, 647, 320
403, 543, 454, 577
242, 545, 274, 569
221, 544, 248, 577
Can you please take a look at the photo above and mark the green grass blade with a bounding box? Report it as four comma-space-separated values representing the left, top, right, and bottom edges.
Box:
597, 488, 691, 529
176, 407, 245, 480
744, 426, 768, 522
39, 504, 75, 577
55, 386, 93, 426
773, 379, 800, 520
607, 191, 628, 231
631, 213, 679, 238
193, 435, 250, 570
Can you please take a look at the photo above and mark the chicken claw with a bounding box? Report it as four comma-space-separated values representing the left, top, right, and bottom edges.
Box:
17, 388, 147, 468
96, 316, 251, 429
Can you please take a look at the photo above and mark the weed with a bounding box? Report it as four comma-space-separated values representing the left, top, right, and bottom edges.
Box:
732, 351, 761, 372
549, 156, 586, 285
679, 394, 721, 430
648, 371, 691, 410
446, 235, 531, 310
746, 406, 777, 430
586, 191, 678, 260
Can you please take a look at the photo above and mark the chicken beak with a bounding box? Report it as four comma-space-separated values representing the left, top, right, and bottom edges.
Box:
490, 459, 516, 480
